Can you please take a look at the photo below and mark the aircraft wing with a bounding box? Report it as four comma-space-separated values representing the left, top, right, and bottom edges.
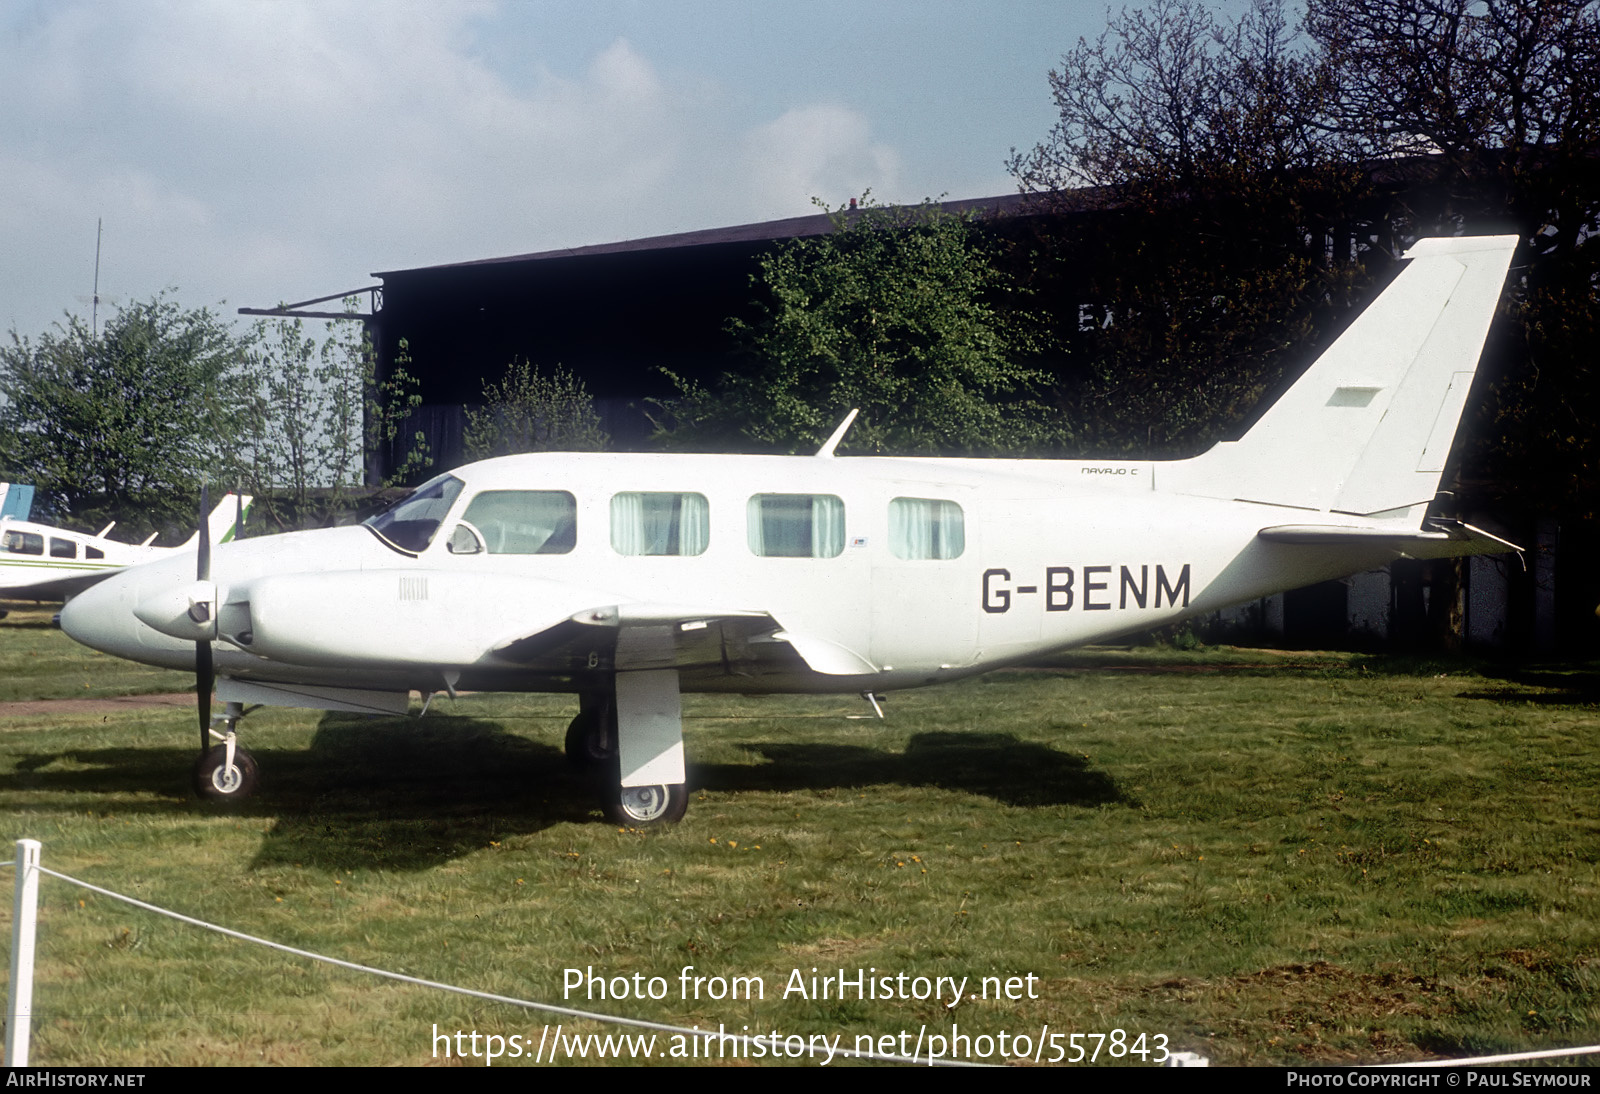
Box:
1257, 520, 1520, 561
493, 604, 879, 677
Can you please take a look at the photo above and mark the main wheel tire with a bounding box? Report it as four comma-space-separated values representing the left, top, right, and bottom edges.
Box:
604, 782, 688, 826
564, 696, 617, 768
192, 745, 260, 802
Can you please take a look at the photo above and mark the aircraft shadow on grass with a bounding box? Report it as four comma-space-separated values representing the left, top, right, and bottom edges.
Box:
1456, 664, 1600, 706
1, 715, 1130, 871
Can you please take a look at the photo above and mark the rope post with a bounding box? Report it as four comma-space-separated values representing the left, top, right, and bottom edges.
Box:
6, 838, 41, 1067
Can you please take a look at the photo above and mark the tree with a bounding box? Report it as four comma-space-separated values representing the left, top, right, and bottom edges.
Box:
463, 360, 607, 460
1305, 0, 1600, 517
0, 294, 252, 539
1010, 0, 1371, 457
237, 314, 366, 529
656, 197, 1054, 455
1014, 0, 1600, 491
366, 337, 433, 488
1013, 0, 1600, 650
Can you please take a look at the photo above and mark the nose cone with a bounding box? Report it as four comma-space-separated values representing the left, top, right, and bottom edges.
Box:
60, 564, 193, 669
59, 571, 140, 658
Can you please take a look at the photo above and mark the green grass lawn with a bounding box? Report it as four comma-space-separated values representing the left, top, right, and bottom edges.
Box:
1, 613, 1597, 1066
0, 603, 192, 701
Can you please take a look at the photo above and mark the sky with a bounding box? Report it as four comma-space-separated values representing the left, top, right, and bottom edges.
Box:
0, 1, 1133, 341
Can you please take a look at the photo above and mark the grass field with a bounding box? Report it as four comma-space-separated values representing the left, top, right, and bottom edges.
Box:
1, 604, 1597, 1066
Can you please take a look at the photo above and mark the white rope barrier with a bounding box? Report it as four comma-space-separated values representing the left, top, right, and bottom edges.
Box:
11, 847, 987, 1067
10, 845, 1600, 1069
1381, 1044, 1600, 1066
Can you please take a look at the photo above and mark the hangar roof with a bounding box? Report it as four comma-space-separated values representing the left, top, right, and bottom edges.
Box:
372, 192, 1042, 278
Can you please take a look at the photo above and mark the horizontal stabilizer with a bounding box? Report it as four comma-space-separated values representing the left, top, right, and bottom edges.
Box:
1258, 520, 1520, 561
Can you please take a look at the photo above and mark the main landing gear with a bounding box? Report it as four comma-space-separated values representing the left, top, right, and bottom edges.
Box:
568, 671, 689, 826
182, 676, 688, 824
193, 701, 259, 802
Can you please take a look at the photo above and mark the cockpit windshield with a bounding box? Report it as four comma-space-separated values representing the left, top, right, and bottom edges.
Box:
362, 474, 465, 554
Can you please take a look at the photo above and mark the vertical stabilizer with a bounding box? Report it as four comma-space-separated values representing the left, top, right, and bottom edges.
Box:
180, 494, 255, 549
0, 483, 35, 521
1161, 236, 1517, 516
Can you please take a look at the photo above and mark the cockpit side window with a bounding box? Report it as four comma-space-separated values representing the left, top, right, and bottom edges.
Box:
50, 537, 76, 559
363, 474, 465, 554
461, 491, 577, 554
3, 531, 43, 556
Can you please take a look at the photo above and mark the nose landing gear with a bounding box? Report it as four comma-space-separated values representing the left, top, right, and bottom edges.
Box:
193, 701, 259, 802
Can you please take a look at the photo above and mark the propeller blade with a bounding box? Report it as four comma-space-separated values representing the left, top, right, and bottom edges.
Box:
197, 482, 211, 582
195, 483, 213, 751
197, 640, 213, 751
233, 484, 243, 543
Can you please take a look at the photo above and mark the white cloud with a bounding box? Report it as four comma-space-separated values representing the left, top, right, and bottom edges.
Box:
739, 104, 902, 216
0, 1, 909, 336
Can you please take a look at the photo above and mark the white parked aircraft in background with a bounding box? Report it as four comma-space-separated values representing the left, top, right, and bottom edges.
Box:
61, 236, 1519, 825
1, 494, 252, 602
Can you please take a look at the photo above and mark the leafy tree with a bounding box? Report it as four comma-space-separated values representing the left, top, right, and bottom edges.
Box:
1014, 0, 1600, 498
238, 314, 366, 529
0, 294, 251, 540
1305, 0, 1600, 517
658, 197, 1054, 455
368, 339, 433, 487
1010, 0, 1370, 457
1013, 0, 1600, 649
463, 359, 608, 460
235, 309, 431, 527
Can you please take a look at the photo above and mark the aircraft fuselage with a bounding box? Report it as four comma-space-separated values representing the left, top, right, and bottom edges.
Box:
61, 451, 1401, 699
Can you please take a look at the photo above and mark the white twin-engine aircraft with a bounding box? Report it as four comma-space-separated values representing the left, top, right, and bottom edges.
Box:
1, 494, 251, 602
62, 236, 1520, 825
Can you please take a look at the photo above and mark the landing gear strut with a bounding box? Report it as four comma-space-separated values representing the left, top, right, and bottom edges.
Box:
573, 672, 688, 826
193, 701, 259, 802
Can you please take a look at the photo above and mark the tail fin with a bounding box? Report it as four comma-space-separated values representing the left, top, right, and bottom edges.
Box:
1161, 236, 1518, 517
179, 493, 254, 549
0, 483, 35, 521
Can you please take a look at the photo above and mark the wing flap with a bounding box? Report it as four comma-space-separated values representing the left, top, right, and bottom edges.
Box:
492, 605, 881, 677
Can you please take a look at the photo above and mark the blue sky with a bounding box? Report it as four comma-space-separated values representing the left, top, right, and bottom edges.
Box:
1, 1, 1169, 339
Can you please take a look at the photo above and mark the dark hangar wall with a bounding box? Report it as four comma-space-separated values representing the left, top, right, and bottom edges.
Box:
368, 195, 1046, 471
373, 239, 767, 464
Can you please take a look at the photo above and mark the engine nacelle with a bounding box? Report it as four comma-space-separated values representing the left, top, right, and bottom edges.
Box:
227, 569, 617, 668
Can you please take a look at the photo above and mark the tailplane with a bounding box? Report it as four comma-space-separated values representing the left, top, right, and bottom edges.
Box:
1161, 236, 1518, 518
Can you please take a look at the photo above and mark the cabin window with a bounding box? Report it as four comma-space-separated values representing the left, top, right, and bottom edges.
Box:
363, 473, 464, 554
2, 531, 42, 556
888, 497, 965, 560
85, 546, 104, 560
49, 537, 76, 559
461, 490, 577, 554
611, 492, 709, 556
746, 494, 844, 558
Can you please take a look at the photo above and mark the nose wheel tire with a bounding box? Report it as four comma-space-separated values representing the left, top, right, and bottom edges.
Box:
604, 782, 687, 826
193, 744, 259, 802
